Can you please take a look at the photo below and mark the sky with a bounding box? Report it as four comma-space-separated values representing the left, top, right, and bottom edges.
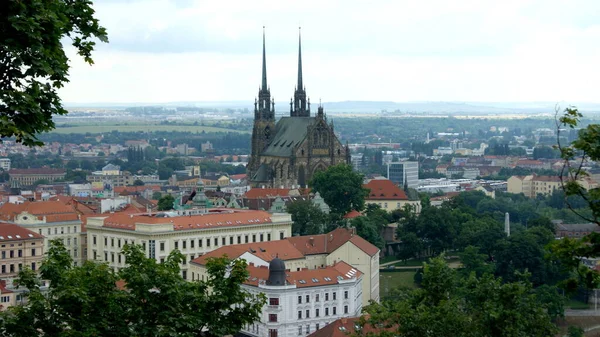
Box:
60, 0, 600, 105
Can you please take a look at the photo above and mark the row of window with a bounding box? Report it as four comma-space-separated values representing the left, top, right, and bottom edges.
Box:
296, 291, 349, 304
0, 249, 36, 259
38, 226, 78, 236
296, 305, 349, 319
0, 262, 36, 274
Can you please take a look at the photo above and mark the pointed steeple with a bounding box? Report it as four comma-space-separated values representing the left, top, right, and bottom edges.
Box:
261, 26, 267, 91
297, 27, 303, 91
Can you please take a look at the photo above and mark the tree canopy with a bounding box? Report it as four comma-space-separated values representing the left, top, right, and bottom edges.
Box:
0, 240, 265, 336
310, 164, 369, 217
1, 0, 108, 146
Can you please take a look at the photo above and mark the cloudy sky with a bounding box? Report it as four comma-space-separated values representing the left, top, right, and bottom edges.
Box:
61, 0, 600, 104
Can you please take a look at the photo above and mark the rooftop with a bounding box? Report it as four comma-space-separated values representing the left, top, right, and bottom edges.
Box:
244, 261, 361, 288
0, 222, 44, 241
364, 179, 408, 200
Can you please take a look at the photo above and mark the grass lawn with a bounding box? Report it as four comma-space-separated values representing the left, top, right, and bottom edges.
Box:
50, 124, 249, 134
380, 271, 418, 298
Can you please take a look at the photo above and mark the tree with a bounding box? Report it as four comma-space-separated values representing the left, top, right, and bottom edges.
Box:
286, 199, 327, 236
151, 191, 162, 200
66, 159, 80, 170
80, 160, 95, 171
310, 164, 369, 217
1, 0, 108, 146
350, 216, 384, 249
133, 179, 145, 186
157, 194, 175, 211
0, 240, 265, 336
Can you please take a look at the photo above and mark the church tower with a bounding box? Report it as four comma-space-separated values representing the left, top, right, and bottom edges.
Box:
249, 28, 275, 175
290, 28, 310, 117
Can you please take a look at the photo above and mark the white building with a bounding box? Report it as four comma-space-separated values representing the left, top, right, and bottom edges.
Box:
0, 158, 11, 171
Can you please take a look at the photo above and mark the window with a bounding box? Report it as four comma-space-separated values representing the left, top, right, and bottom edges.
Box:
333, 307, 337, 315
269, 314, 278, 322
316, 324, 320, 331
252, 234, 256, 242
344, 291, 348, 299
93, 236, 97, 245
325, 308, 329, 316
280, 232, 284, 240
325, 293, 329, 301
333, 292, 337, 300
190, 240, 195, 248
316, 308, 320, 317
31, 262, 36, 271
298, 311, 302, 319
1, 252, 4, 259
306, 325, 309, 334
1, 265, 5, 273
260, 234, 264, 242
199, 239, 203, 247
269, 298, 280, 306
182, 270, 187, 279
183, 241, 186, 249
54, 228, 57, 235
305, 309, 310, 318
316, 294, 320, 302
61, 227, 64, 234
118, 255, 121, 264
229, 237, 233, 245
306, 295, 310, 303
104, 252, 108, 261
344, 305, 348, 314
267, 233, 271, 241
221, 237, 225, 246
67, 238, 71, 246
111, 238, 114, 247
104, 237, 108, 246
245, 235, 249, 243
160, 242, 165, 251
175, 241, 179, 250
74, 226, 77, 233
111, 253, 115, 263
214, 238, 218, 246
298, 326, 302, 335
9, 264, 14, 273
269, 329, 278, 337
0, 296, 9, 303
298, 295, 302, 304
118, 239, 121, 248
9, 251, 13, 258
47, 228, 51, 235
18, 250, 22, 257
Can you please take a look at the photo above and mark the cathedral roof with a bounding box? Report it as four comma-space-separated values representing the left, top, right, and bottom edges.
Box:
262, 117, 315, 157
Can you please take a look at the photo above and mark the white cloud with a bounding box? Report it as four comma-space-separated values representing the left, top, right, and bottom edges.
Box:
60, 0, 600, 104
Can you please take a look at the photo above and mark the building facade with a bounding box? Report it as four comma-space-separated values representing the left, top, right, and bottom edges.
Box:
364, 179, 421, 213
0, 223, 44, 280
0, 158, 10, 171
247, 30, 350, 189
387, 161, 418, 189
8, 168, 66, 186
86, 208, 293, 279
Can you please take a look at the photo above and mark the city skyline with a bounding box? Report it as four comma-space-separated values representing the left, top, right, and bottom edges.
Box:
60, 0, 600, 105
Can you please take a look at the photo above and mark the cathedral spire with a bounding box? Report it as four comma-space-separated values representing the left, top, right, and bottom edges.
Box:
262, 26, 267, 91
297, 27, 303, 91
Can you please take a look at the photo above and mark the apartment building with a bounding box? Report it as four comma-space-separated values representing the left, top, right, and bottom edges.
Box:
0, 223, 44, 280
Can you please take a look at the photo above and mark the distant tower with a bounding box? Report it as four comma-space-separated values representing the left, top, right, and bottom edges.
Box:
290, 27, 310, 117
504, 212, 510, 237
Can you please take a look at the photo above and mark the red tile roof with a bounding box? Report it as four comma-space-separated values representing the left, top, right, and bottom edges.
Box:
230, 174, 247, 180
287, 228, 379, 257
192, 240, 305, 266
100, 209, 274, 231
0, 201, 80, 223
113, 185, 161, 194
0, 222, 44, 241
364, 179, 408, 200
8, 168, 66, 175
244, 188, 310, 199
244, 261, 361, 288
343, 210, 362, 219
308, 316, 393, 337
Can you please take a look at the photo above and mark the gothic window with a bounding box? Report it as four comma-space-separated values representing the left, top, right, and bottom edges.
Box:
301, 149, 305, 155
338, 149, 341, 155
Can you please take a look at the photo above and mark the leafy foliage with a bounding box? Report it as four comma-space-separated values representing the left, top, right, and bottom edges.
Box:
310, 164, 369, 217
286, 199, 327, 236
0, 240, 265, 336
1, 0, 108, 146
157, 194, 175, 211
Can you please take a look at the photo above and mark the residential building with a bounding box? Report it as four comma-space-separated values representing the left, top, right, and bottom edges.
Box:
8, 168, 66, 186
387, 161, 418, 189
86, 208, 293, 278
190, 227, 379, 305
0, 158, 10, 171
0, 201, 83, 265
0, 223, 45, 279
100, 164, 121, 176
192, 257, 363, 337
363, 179, 421, 213
555, 223, 600, 239
507, 175, 563, 198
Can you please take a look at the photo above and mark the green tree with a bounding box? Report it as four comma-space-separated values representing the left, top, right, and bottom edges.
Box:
1, 0, 108, 146
286, 199, 327, 236
66, 159, 80, 170
133, 179, 145, 186
310, 164, 369, 217
350, 216, 384, 249
152, 191, 162, 200
0, 240, 265, 336
157, 194, 175, 211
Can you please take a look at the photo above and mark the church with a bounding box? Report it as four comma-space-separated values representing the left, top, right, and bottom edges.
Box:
247, 29, 350, 188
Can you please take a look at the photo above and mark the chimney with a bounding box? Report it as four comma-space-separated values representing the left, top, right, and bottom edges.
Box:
309, 237, 314, 247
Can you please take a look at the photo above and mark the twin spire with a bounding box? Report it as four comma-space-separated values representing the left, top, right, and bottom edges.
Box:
258, 27, 311, 118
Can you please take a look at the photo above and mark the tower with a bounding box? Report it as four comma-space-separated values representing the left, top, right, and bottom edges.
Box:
504, 212, 510, 237
249, 27, 276, 175
290, 27, 310, 117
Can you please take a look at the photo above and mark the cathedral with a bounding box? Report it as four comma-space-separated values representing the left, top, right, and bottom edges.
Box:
247, 29, 350, 188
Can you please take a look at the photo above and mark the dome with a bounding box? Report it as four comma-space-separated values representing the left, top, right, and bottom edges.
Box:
266, 257, 286, 286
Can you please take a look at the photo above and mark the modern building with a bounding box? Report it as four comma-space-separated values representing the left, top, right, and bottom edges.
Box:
0, 158, 11, 171
387, 161, 418, 189
0, 222, 45, 280
247, 29, 350, 188
86, 207, 293, 279
363, 179, 421, 213
8, 168, 66, 186
0, 201, 83, 266
193, 257, 363, 337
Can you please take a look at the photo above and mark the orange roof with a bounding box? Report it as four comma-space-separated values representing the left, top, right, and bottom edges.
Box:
343, 210, 362, 219
192, 240, 306, 266
113, 185, 161, 194
0, 222, 44, 241
230, 174, 247, 180
363, 179, 408, 200
287, 228, 379, 257
100, 209, 273, 231
308, 316, 393, 337
0, 201, 80, 223
244, 188, 292, 199
244, 261, 362, 288
517, 159, 544, 165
